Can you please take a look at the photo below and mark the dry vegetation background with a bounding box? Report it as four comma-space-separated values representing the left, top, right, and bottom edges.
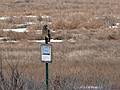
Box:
0, 0, 120, 90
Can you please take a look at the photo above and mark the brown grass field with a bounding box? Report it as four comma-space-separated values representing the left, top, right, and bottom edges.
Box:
0, 0, 120, 90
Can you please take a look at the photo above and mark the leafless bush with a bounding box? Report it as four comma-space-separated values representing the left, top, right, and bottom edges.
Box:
0, 63, 25, 90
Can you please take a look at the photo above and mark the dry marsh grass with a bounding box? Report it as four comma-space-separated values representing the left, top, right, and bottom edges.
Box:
0, 39, 120, 89
0, 0, 120, 89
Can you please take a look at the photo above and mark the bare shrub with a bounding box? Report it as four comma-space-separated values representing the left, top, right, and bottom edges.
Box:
0, 63, 25, 90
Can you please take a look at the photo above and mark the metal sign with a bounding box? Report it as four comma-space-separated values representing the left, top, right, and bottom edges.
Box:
41, 44, 52, 63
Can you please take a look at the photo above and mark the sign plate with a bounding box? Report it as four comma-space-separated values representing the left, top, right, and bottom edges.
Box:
41, 44, 52, 63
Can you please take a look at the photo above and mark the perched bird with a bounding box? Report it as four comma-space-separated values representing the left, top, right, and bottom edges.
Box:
42, 25, 51, 43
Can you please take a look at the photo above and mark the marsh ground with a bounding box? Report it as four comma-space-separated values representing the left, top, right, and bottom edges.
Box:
0, 0, 120, 90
